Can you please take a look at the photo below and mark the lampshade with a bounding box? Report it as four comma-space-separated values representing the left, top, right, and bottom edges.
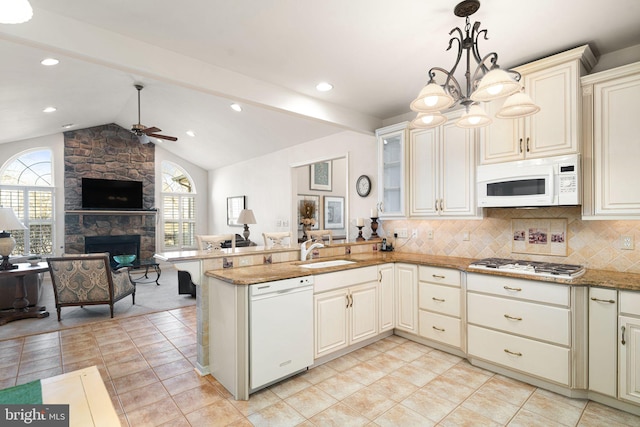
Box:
456, 104, 492, 128
0, 0, 33, 24
410, 82, 455, 112
0, 207, 27, 231
496, 91, 541, 118
237, 209, 256, 225
410, 112, 448, 129
470, 68, 522, 102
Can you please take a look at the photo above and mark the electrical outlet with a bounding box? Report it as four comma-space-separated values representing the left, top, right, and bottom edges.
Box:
462, 231, 470, 241
411, 229, 418, 238
621, 235, 634, 250
427, 230, 433, 239
283, 220, 289, 227
396, 228, 408, 238
276, 219, 283, 227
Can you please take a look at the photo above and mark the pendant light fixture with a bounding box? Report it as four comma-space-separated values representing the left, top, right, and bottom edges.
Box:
410, 0, 539, 129
0, 0, 33, 24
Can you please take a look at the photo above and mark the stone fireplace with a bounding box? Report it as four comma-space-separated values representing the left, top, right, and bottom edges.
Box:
63, 124, 156, 259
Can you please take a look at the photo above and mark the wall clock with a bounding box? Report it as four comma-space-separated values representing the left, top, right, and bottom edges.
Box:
356, 175, 371, 197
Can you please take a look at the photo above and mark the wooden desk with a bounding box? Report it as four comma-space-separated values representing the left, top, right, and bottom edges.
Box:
0, 262, 49, 325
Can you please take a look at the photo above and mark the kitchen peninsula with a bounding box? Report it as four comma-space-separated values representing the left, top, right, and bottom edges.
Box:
157, 243, 640, 416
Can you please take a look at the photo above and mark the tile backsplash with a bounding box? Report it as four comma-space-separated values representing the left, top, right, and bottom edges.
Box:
383, 206, 640, 273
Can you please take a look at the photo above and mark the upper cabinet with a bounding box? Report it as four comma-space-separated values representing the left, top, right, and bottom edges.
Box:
582, 62, 640, 219
409, 110, 481, 218
480, 45, 596, 164
376, 122, 408, 219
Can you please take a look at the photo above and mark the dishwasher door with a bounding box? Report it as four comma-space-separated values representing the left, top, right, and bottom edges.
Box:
249, 277, 314, 390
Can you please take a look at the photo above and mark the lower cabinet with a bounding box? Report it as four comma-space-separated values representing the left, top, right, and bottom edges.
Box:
418, 266, 463, 349
378, 263, 395, 333
395, 263, 418, 334
589, 287, 618, 397
619, 291, 640, 405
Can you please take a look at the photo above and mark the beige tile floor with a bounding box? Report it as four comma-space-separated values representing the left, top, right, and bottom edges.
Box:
1, 305, 639, 426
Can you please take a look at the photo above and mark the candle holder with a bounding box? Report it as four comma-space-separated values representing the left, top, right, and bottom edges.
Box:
356, 226, 365, 241
369, 217, 381, 240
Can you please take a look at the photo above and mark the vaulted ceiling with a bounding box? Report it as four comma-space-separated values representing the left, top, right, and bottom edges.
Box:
1, 0, 639, 170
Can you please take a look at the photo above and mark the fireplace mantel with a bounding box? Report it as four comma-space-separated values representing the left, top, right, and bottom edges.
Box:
65, 210, 158, 215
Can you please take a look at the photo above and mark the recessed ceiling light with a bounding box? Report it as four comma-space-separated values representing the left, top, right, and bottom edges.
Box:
316, 82, 333, 92
230, 103, 242, 112
0, 0, 33, 24
61, 123, 74, 129
186, 130, 196, 137
43, 106, 57, 113
40, 58, 59, 66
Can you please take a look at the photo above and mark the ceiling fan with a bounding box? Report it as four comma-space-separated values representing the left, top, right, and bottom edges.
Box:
131, 84, 178, 144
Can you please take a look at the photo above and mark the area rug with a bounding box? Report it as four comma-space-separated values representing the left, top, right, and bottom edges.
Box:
0, 263, 195, 342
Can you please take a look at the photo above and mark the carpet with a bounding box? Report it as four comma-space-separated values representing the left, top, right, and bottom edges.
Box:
0, 380, 41, 404
0, 262, 196, 342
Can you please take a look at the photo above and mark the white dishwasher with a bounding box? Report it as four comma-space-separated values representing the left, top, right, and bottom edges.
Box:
249, 276, 314, 390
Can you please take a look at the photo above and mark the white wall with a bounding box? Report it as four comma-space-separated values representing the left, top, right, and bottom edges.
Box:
209, 130, 378, 242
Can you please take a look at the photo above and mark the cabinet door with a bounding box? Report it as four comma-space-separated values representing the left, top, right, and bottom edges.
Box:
480, 98, 523, 164
314, 288, 349, 358
378, 264, 395, 332
395, 263, 418, 333
440, 120, 476, 216
376, 123, 408, 218
593, 72, 640, 215
350, 282, 378, 344
619, 315, 640, 404
409, 127, 438, 216
589, 288, 617, 397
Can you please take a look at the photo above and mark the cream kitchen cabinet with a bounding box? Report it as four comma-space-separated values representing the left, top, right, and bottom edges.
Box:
589, 287, 618, 397
376, 122, 408, 219
313, 267, 379, 359
582, 62, 640, 219
418, 265, 463, 350
409, 111, 480, 218
378, 263, 395, 333
395, 263, 418, 334
467, 273, 574, 386
619, 291, 640, 405
480, 45, 595, 164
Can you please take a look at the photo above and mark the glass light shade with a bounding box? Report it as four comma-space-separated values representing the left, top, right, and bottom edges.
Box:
237, 209, 257, 225
410, 112, 447, 129
471, 68, 521, 102
496, 92, 541, 118
410, 82, 455, 112
0, 0, 33, 24
456, 105, 492, 128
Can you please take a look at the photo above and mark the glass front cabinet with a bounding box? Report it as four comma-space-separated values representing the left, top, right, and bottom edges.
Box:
376, 122, 408, 219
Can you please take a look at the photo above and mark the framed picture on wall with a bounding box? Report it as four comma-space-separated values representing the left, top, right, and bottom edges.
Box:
310, 161, 332, 191
297, 195, 320, 230
324, 196, 344, 229
227, 195, 246, 226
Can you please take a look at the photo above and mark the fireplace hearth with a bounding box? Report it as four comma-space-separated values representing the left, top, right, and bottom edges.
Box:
85, 235, 141, 267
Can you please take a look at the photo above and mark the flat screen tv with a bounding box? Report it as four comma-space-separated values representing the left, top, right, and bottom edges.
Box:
82, 178, 143, 210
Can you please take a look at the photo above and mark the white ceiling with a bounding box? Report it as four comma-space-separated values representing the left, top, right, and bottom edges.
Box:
1, 0, 639, 170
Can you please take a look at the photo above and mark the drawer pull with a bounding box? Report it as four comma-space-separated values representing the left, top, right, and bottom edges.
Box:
432, 297, 445, 302
590, 297, 615, 304
432, 274, 446, 279
504, 314, 523, 321
503, 286, 522, 292
432, 326, 445, 332
622, 326, 626, 345
504, 349, 522, 357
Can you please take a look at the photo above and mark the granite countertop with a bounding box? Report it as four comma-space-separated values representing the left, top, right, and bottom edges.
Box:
204, 251, 640, 292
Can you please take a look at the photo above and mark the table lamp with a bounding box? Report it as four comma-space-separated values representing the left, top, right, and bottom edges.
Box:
0, 207, 27, 270
237, 209, 257, 243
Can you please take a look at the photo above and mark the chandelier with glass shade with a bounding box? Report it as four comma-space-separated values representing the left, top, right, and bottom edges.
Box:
410, 0, 539, 129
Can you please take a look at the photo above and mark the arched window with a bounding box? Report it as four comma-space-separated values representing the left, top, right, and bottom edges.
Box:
0, 149, 54, 255
161, 161, 196, 250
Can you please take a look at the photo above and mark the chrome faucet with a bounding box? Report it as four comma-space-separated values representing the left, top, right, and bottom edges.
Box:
300, 239, 324, 261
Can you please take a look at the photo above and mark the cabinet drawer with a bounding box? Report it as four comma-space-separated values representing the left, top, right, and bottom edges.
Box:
468, 325, 570, 386
468, 293, 570, 345
467, 273, 569, 306
419, 283, 460, 317
620, 291, 640, 317
419, 266, 460, 287
419, 311, 461, 348
313, 266, 378, 293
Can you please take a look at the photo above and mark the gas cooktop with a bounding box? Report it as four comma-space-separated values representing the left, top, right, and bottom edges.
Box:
468, 257, 585, 279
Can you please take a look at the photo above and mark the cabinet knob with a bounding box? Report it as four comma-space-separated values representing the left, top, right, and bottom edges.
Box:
432, 297, 445, 302
519, 138, 523, 153
504, 349, 523, 357
622, 325, 626, 345
504, 314, 523, 321
432, 326, 445, 332
590, 297, 615, 304
503, 286, 522, 292
526, 137, 530, 152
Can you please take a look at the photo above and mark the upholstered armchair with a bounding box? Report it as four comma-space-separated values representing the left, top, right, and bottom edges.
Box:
47, 253, 136, 320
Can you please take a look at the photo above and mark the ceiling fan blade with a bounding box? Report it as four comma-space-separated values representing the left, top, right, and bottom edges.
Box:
142, 126, 161, 134
148, 133, 178, 142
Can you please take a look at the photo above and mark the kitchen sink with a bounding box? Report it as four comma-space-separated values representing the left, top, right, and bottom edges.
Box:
299, 260, 356, 269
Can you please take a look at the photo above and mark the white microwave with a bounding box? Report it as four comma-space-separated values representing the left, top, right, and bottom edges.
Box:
477, 154, 580, 208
